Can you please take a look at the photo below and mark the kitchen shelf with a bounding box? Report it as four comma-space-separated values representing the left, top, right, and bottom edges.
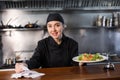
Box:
66, 26, 120, 29
0, 28, 44, 31
0, 26, 119, 32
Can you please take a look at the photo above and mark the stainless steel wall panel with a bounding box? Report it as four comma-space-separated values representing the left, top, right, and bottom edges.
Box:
2, 30, 44, 63
0, 10, 120, 65
64, 28, 112, 54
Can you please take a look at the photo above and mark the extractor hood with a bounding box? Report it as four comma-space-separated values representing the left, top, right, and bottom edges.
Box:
0, 0, 120, 10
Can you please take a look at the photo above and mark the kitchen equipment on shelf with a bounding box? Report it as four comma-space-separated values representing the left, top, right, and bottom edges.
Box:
24, 20, 40, 28
0, 19, 14, 28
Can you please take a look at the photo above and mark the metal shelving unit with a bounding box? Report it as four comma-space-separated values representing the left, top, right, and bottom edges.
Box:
0, 27, 44, 31
0, 0, 120, 30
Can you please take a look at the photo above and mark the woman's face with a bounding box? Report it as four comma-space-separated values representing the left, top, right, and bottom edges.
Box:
47, 21, 64, 40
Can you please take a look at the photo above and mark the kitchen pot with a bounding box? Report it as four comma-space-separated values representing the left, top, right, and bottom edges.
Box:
24, 20, 40, 28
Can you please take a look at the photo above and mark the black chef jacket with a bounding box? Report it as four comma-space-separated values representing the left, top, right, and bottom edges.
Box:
26, 34, 78, 69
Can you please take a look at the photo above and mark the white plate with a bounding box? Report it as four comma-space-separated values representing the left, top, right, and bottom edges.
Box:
72, 55, 108, 63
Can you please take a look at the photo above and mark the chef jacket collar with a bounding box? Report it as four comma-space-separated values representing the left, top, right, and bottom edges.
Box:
49, 34, 66, 46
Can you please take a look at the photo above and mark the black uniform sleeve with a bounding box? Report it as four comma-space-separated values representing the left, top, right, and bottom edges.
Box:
26, 40, 45, 69
70, 41, 78, 66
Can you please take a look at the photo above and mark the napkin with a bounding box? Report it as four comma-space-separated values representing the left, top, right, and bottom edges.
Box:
11, 66, 45, 78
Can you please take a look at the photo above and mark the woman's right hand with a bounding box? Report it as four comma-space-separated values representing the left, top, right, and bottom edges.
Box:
15, 63, 24, 73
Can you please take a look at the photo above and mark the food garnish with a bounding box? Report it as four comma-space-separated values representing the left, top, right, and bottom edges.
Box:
78, 53, 103, 61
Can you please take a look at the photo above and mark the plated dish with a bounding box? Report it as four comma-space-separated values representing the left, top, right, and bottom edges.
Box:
72, 53, 108, 63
